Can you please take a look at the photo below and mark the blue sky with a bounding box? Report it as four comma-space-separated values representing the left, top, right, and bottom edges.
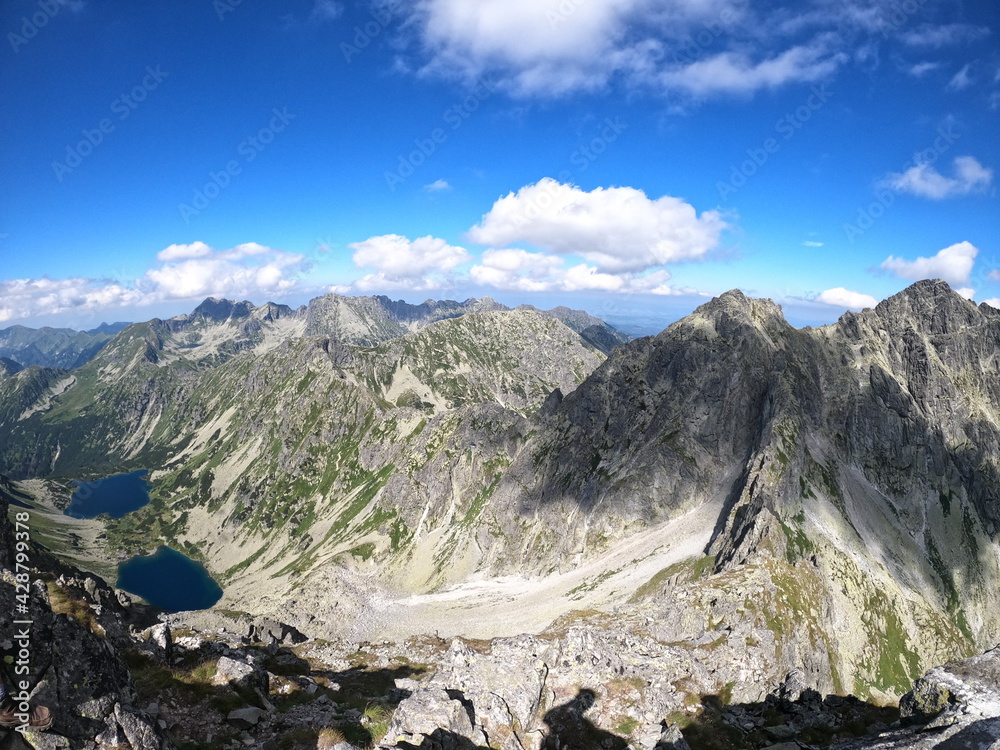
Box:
1, 0, 998, 333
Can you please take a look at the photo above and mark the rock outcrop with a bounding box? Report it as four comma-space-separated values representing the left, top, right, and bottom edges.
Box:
834, 645, 1000, 748
0, 493, 172, 749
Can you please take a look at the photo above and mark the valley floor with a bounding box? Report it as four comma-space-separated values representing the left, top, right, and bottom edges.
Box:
358, 499, 722, 641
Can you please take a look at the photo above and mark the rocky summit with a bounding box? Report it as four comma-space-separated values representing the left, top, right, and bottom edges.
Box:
1, 282, 998, 750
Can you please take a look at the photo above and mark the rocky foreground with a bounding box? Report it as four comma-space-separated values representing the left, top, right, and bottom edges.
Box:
3, 487, 999, 750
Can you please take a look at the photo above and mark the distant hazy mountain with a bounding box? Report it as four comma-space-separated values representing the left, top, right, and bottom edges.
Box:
0, 357, 23, 377
0, 322, 130, 369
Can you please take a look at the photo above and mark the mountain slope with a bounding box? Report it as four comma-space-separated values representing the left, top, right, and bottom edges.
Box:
2, 283, 995, 706
450, 280, 999, 698
0, 323, 127, 368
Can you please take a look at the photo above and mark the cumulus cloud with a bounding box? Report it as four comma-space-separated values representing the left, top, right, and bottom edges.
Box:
884, 156, 993, 199
900, 23, 991, 48
157, 242, 212, 261
467, 179, 727, 273
469, 248, 564, 292
470, 248, 688, 295
879, 241, 978, 287
144, 251, 302, 300
989, 270, 1000, 282
0, 278, 142, 324
350, 234, 468, 278
815, 287, 878, 310
410, 0, 650, 96
0, 243, 308, 325
402, 0, 855, 99
983, 298, 1000, 309
424, 179, 452, 191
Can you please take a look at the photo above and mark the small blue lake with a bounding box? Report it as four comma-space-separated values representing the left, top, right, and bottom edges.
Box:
65, 470, 151, 519
117, 546, 223, 612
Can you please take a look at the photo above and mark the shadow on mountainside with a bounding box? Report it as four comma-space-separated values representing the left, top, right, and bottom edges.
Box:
392, 728, 491, 749
540, 689, 630, 750
123, 641, 428, 749
676, 690, 900, 750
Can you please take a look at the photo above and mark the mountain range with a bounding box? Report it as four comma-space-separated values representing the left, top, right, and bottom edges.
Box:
0, 321, 131, 370
1, 281, 998, 718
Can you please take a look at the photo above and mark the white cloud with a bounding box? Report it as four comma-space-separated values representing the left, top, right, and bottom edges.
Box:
907, 61, 940, 77
403, 0, 850, 99
410, 0, 650, 96
0, 243, 308, 324
144, 244, 305, 299
900, 23, 991, 48
220, 242, 271, 259
947, 64, 973, 91
470, 248, 688, 295
0, 278, 142, 324
983, 298, 1000, 309
658, 45, 847, 97
954, 287, 976, 300
351, 273, 453, 293
884, 156, 993, 199
349, 234, 469, 283
880, 241, 978, 287
989, 270, 1000, 282
467, 179, 727, 273
424, 179, 452, 191
802, 241, 823, 247
469, 248, 563, 292
157, 242, 212, 261
815, 287, 877, 310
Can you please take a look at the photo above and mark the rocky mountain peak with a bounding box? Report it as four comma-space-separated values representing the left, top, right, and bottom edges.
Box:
190, 297, 256, 322
680, 288, 790, 348
872, 278, 982, 334
837, 279, 987, 341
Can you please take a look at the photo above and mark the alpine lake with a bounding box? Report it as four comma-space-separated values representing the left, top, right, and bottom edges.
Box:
67, 470, 223, 612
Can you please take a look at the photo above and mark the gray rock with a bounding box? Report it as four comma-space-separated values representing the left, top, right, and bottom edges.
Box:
114, 703, 167, 750
147, 624, 172, 661
779, 669, 807, 703
652, 724, 690, 750
379, 687, 487, 749
214, 656, 269, 694
227, 707, 267, 729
